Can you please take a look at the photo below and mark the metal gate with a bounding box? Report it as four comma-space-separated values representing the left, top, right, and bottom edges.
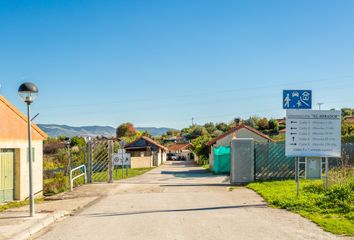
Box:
87, 140, 114, 183
0, 149, 14, 202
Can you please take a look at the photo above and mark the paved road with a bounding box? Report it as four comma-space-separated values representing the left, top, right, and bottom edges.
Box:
34, 161, 341, 240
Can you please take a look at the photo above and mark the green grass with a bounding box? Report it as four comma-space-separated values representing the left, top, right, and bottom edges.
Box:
201, 164, 210, 170
247, 178, 354, 235
0, 198, 44, 212
270, 134, 285, 142
93, 167, 154, 182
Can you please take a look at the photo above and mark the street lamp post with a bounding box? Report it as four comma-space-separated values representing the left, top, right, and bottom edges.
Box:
18, 82, 38, 217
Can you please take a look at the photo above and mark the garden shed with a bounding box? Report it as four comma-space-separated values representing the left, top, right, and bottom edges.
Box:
0, 96, 47, 202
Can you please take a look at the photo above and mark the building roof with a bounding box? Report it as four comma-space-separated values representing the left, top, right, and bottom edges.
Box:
125, 136, 168, 151
344, 116, 354, 123
207, 124, 273, 146
0, 96, 48, 140
168, 143, 192, 152
276, 118, 286, 125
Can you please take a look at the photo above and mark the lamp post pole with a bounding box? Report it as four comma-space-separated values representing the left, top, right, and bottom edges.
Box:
18, 82, 38, 217
26, 101, 34, 217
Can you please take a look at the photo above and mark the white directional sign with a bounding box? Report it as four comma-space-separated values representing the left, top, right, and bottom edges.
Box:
112, 149, 131, 166
285, 110, 341, 157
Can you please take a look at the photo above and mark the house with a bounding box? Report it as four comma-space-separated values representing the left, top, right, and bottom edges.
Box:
163, 136, 188, 144
344, 116, 354, 124
207, 124, 273, 168
168, 142, 194, 160
0, 96, 47, 202
124, 136, 168, 168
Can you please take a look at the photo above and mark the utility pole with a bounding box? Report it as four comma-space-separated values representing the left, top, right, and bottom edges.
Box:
316, 102, 324, 110
191, 117, 194, 126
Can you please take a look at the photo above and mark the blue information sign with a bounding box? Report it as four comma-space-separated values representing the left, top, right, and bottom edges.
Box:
283, 90, 312, 109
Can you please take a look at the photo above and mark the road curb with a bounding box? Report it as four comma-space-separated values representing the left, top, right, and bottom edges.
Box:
9, 211, 67, 240
7, 195, 101, 240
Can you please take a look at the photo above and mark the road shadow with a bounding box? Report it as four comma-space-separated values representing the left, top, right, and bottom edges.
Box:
84, 204, 268, 218
160, 183, 230, 187
160, 169, 221, 178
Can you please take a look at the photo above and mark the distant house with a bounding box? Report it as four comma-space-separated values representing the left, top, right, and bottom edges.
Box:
124, 136, 168, 168
344, 116, 354, 124
163, 136, 188, 144
276, 118, 286, 125
207, 124, 273, 168
0, 96, 47, 202
168, 143, 194, 160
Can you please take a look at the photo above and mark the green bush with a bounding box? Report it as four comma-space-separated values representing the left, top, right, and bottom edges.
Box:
342, 134, 354, 143
43, 172, 68, 196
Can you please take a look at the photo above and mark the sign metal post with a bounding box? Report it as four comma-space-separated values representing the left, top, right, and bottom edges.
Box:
295, 157, 299, 196
325, 157, 329, 190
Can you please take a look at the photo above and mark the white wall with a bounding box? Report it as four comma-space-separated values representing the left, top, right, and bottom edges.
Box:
0, 139, 43, 200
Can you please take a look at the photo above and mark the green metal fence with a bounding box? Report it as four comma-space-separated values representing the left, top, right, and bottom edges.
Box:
254, 142, 354, 180
254, 142, 296, 180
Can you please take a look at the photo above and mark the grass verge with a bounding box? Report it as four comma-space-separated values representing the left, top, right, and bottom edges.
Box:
44, 167, 154, 195
247, 179, 354, 235
93, 167, 154, 182
0, 198, 44, 212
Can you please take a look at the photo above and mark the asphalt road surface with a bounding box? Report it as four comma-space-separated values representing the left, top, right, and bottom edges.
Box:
34, 161, 342, 240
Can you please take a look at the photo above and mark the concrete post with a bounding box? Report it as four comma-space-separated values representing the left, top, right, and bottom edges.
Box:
87, 141, 93, 183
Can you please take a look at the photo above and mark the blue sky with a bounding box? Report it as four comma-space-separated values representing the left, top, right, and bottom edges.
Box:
0, 0, 353, 129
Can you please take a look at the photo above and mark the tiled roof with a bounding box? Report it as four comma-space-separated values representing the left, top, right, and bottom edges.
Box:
345, 116, 354, 123
168, 143, 192, 151
0, 96, 48, 139
125, 136, 168, 151
207, 124, 273, 146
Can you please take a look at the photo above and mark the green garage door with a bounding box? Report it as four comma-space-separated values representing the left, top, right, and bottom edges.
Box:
0, 149, 14, 202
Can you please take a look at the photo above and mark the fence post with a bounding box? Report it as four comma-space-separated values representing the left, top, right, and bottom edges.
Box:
87, 141, 93, 183
253, 145, 257, 180
108, 140, 114, 183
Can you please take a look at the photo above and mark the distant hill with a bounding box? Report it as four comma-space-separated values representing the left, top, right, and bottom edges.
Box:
38, 124, 175, 138
136, 127, 174, 137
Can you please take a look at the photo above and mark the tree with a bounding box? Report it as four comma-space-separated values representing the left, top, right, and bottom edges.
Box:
341, 108, 353, 118
165, 129, 179, 136
185, 126, 208, 140
116, 122, 136, 138
342, 119, 354, 135
141, 130, 152, 138
204, 122, 217, 134
244, 116, 259, 128
257, 117, 269, 131
191, 135, 212, 160
70, 136, 86, 148
215, 122, 231, 132
211, 129, 223, 138
268, 119, 279, 134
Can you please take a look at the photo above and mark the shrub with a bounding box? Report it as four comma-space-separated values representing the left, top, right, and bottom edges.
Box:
43, 172, 68, 196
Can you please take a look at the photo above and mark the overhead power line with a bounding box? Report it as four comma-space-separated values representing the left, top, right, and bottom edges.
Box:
35, 75, 353, 110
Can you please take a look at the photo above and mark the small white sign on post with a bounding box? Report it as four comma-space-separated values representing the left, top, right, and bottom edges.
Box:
112, 149, 131, 166
285, 109, 341, 157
